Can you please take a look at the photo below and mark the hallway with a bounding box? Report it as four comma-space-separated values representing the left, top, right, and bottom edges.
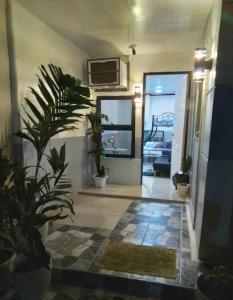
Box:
48, 194, 197, 294
80, 176, 185, 204
1, 0, 232, 299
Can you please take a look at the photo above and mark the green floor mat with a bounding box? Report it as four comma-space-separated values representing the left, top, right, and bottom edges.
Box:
98, 241, 177, 279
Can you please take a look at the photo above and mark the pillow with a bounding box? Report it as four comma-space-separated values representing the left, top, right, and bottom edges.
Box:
163, 141, 172, 149
145, 142, 156, 148
156, 142, 164, 148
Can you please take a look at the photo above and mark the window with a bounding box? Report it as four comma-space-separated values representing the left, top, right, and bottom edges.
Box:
97, 96, 135, 158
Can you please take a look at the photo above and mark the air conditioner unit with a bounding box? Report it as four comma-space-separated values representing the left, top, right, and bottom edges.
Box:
87, 57, 128, 90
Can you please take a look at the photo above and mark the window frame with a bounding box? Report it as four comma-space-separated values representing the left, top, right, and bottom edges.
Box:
97, 95, 135, 158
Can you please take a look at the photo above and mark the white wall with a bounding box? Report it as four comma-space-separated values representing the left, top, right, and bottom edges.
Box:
144, 95, 175, 131
129, 53, 193, 86
10, 0, 90, 137
0, 0, 12, 149
170, 75, 188, 175
8, 0, 92, 192
96, 53, 193, 185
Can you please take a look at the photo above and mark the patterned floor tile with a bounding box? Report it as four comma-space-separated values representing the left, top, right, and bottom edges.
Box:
47, 200, 197, 289
149, 215, 170, 226
69, 258, 93, 271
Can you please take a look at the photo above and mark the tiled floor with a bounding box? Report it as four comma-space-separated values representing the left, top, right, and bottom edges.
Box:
56, 195, 132, 230
47, 199, 197, 290
143, 176, 184, 202
79, 177, 185, 203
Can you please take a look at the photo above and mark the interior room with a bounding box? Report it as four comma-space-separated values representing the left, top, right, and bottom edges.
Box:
1, 0, 233, 299
142, 73, 189, 200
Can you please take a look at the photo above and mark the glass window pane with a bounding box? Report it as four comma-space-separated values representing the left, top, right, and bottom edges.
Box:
101, 100, 132, 125
102, 130, 132, 156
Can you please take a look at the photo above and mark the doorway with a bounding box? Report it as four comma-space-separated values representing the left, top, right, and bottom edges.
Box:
141, 72, 190, 199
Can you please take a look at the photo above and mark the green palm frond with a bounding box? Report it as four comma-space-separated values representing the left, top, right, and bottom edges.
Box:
15, 64, 94, 164
0, 64, 93, 268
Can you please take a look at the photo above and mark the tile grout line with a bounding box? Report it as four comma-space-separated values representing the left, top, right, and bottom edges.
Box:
90, 200, 138, 274
141, 202, 154, 245
179, 205, 183, 285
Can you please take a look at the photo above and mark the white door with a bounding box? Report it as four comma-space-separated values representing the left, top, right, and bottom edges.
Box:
170, 75, 188, 176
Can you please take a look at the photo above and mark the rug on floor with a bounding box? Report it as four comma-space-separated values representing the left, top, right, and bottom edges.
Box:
97, 241, 177, 279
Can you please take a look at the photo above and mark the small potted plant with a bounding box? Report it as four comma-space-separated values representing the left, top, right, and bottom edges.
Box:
0, 64, 93, 300
197, 264, 233, 300
172, 156, 192, 197
87, 111, 109, 188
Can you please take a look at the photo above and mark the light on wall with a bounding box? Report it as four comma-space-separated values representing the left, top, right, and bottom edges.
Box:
193, 48, 213, 82
133, 84, 143, 106
194, 48, 207, 60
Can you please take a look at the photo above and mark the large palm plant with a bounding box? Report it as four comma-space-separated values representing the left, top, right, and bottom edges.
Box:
0, 64, 93, 270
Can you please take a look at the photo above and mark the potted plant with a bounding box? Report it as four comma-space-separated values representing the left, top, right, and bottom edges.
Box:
0, 147, 16, 273
87, 111, 108, 188
0, 257, 13, 297
0, 64, 93, 300
197, 264, 233, 300
172, 156, 192, 197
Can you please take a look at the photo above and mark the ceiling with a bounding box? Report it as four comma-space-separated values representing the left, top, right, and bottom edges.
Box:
16, 0, 214, 58
145, 74, 187, 94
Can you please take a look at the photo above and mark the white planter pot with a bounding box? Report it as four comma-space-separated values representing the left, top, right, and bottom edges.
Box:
13, 261, 52, 300
92, 174, 108, 188
177, 183, 190, 197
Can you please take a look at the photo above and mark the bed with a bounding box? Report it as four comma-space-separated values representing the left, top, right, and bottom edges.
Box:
144, 112, 174, 144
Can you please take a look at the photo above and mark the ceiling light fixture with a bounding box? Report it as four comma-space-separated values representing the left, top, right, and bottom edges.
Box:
194, 48, 207, 60
129, 44, 137, 55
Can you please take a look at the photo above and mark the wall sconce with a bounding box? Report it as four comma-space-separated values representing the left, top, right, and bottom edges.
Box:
133, 84, 143, 107
193, 48, 213, 82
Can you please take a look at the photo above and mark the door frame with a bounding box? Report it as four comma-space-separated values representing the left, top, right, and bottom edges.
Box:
140, 71, 191, 184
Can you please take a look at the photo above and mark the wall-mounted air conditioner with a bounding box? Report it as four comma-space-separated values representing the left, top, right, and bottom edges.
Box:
87, 57, 128, 90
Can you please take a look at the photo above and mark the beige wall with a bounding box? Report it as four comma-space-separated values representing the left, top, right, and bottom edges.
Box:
9, 0, 90, 138
8, 0, 92, 192
96, 53, 193, 185
191, 0, 222, 253
0, 0, 12, 148
6, 0, 200, 188
129, 53, 193, 86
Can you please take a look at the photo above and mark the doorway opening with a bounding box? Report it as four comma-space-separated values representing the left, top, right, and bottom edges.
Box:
141, 72, 190, 200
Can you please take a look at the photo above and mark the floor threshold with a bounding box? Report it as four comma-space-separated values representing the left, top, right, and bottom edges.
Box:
79, 190, 186, 205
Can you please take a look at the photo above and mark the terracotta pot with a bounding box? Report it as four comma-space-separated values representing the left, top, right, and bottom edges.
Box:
0, 248, 15, 270
196, 275, 212, 300
196, 288, 211, 300
196, 274, 230, 300
92, 174, 108, 188
13, 261, 52, 300
0, 249, 15, 295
